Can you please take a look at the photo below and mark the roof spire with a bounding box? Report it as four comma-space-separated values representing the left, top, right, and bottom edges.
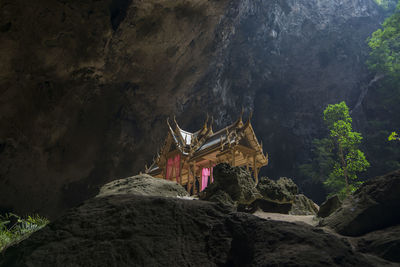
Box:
173, 115, 180, 130
209, 116, 214, 133
244, 110, 253, 128
203, 113, 209, 132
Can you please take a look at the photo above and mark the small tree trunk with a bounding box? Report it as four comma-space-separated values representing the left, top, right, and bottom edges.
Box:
339, 144, 350, 195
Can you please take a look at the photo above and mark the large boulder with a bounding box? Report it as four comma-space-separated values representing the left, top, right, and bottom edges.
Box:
201, 163, 260, 205
0, 194, 381, 266
356, 225, 400, 263
320, 169, 400, 236
256, 177, 298, 203
290, 194, 319, 216
97, 174, 189, 198
204, 165, 319, 215
256, 176, 318, 215
318, 195, 342, 218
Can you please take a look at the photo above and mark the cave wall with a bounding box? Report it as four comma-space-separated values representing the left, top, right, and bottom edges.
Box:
0, 0, 389, 217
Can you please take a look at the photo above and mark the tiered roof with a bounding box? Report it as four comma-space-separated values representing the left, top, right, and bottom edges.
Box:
146, 112, 268, 174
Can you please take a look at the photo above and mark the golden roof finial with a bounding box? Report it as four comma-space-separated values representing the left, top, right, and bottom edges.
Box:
209, 116, 214, 133
203, 113, 209, 132
244, 110, 253, 128
173, 115, 180, 129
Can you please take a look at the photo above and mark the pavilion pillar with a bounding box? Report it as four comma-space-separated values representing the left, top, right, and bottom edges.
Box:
186, 164, 191, 193
199, 164, 202, 192
232, 148, 236, 166
179, 157, 183, 185
194, 163, 197, 195
253, 154, 257, 183
254, 164, 259, 185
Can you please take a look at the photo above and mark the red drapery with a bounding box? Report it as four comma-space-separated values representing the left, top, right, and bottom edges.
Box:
166, 154, 181, 182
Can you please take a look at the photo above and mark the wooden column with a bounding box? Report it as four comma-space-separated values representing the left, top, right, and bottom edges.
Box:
199, 164, 202, 193
253, 154, 257, 182
189, 162, 196, 194
232, 148, 236, 166
179, 158, 183, 185
254, 164, 258, 185
186, 164, 191, 193
209, 160, 213, 185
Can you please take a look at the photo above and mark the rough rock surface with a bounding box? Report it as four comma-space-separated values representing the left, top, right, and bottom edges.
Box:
356, 225, 400, 263
257, 176, 298, 203
205, 164, 318, 215
290, 194, 319, 216
0, 194, 380, 267
318, 195, 342, 218
321, 169, 400, 236
0, 0, 390, 217
201, 163, 260, 205
96, 174, 189, 198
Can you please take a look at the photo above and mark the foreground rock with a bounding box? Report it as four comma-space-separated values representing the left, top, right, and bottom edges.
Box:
0, 194, 381, 267
321, 169, 400, 236
356, 225, 400, 263
97, 174, 189, 198
201, 163, 260, 206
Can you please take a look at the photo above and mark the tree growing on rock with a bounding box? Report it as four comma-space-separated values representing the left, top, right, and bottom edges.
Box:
368, 2, 400, 79
323, 102, 370, 198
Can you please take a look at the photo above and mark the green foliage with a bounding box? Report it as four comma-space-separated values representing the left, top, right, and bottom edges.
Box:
322, 102, 370, 198
0, 213, 49, 252
388, 131, 400, 140
367, 2, 400, 78
373, 0, 398, 10
301, 102, 370, 200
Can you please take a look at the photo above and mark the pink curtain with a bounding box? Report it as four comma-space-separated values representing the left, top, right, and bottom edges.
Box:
201, 166, 214, 191
166, 154, 180, 182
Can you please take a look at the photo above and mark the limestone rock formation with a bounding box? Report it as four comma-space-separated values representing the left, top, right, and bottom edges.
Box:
257, 176, 298, 203
290, 194, 319, 216
318, 195, 342, 218
97, 174, 189, 198
203, 164, 318, 215
0, 0, 391, 218
201, 163, 260, 206
0, 194, 381, 267
356, 225, 400, 263
320, 169, 400, 236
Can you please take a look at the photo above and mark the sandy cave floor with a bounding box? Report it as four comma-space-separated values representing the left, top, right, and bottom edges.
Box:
253, 210, 319, 226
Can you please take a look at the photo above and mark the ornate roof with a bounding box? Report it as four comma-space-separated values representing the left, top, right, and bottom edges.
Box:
145, 112, 268, 173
